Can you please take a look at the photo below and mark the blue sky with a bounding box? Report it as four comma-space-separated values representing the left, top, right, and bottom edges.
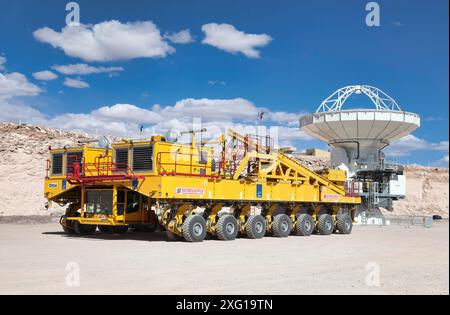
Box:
0, 0, 448, 166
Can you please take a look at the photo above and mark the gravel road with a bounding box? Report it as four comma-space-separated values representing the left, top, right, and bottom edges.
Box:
0, 222, 448, 295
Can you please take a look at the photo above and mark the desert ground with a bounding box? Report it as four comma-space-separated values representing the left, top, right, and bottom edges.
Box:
0, 222, 448, 295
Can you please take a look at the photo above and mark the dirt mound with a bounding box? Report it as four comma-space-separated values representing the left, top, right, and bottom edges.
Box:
0, 123, 94, 216
0, 123, 448, 218
391, 166, 449, 218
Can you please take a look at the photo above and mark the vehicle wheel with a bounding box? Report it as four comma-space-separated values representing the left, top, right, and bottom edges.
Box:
65, 203, 81, 217
73, 222, 96, 235
112, 226, 129, 234
99, 226, 128, 234
336, 214, 353, 234
98, 225, 114, 234
62, 225, 77, 235
317, 214, 334, 235
182, 215, 207, 242
166, 230, 183, 241
296, 213, 315, 236
60, 215, 76, 235
245, 215, 266, 239
272, 214, 292, 237
216, 215, 239, 241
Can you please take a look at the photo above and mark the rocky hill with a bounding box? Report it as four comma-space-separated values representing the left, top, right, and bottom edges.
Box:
394, 165, 449, 218
0, 123, 94, 217
0, 123, 448, 219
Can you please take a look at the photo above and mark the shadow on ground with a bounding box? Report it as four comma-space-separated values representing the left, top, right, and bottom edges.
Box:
42, 230, 171, 242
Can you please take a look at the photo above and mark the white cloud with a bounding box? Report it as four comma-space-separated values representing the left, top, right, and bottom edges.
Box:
0, 65, 45, 124
52, 63, 124, 75
0, 55, 6, 70
0, 101, 47, 123
424, 116, 443, 122
47, 112, 133, 136
0, 72, 42, 100
439, 154, 449, 165
276, 126, 314, 141
33, 20, 175, 62
201, 23, 272, 58
387, 134, 449, 157
63, 77, 90, 89
32, 70, 58, 81
208, 80, 226, 86
108, 72, 120, 78
92, 104, 162, 124
3, 97, 447, 164
152, 98, 261, 122
430, 154, 449, 168
0, 97, 313, 145
164, 29, 194, 44
3, 98, 446, 164
269, 111, 308, 127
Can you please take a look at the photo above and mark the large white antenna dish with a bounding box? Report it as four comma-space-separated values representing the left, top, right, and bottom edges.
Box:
300, 84, 420, 172
316, 85, 402, 112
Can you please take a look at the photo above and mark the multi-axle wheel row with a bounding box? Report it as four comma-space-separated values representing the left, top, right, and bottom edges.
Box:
164, 208, 354, 243
59, 202, 353, 242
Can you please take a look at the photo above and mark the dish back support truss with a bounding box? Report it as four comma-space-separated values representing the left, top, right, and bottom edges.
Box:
316, 85, 402, 112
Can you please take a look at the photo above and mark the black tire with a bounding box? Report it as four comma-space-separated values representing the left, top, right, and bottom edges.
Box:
112, 226, 129, 234
317, 214, 334, 235
216, 215, 239, 241
98, 225, 128, 234
62, 225, 77, 235
73, 222, 96, 235
65, 203, 81, 217
166, 230, 183, 241
182, 215, 207, 242
245, 215, 266, 239
296, 213, 315, 236
336, 214, 353, 234
272, 214, 292, 237
60, 215, 77, 235
98, 225, 114, 234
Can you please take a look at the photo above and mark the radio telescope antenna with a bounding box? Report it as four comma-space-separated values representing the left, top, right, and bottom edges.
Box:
316, 85, 402, 112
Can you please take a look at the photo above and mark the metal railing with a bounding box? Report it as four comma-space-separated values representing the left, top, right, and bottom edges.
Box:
156, 151, 220, 178
344, 180, 363, 197
66, 155, 143, 183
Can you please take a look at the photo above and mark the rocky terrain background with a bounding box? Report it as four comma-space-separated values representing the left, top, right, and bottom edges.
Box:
0, 123, 448, 219
394, 165, 449, 218
0, 123, 93, 219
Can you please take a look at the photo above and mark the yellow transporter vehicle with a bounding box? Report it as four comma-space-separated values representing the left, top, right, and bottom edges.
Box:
44, 130, 361, 242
